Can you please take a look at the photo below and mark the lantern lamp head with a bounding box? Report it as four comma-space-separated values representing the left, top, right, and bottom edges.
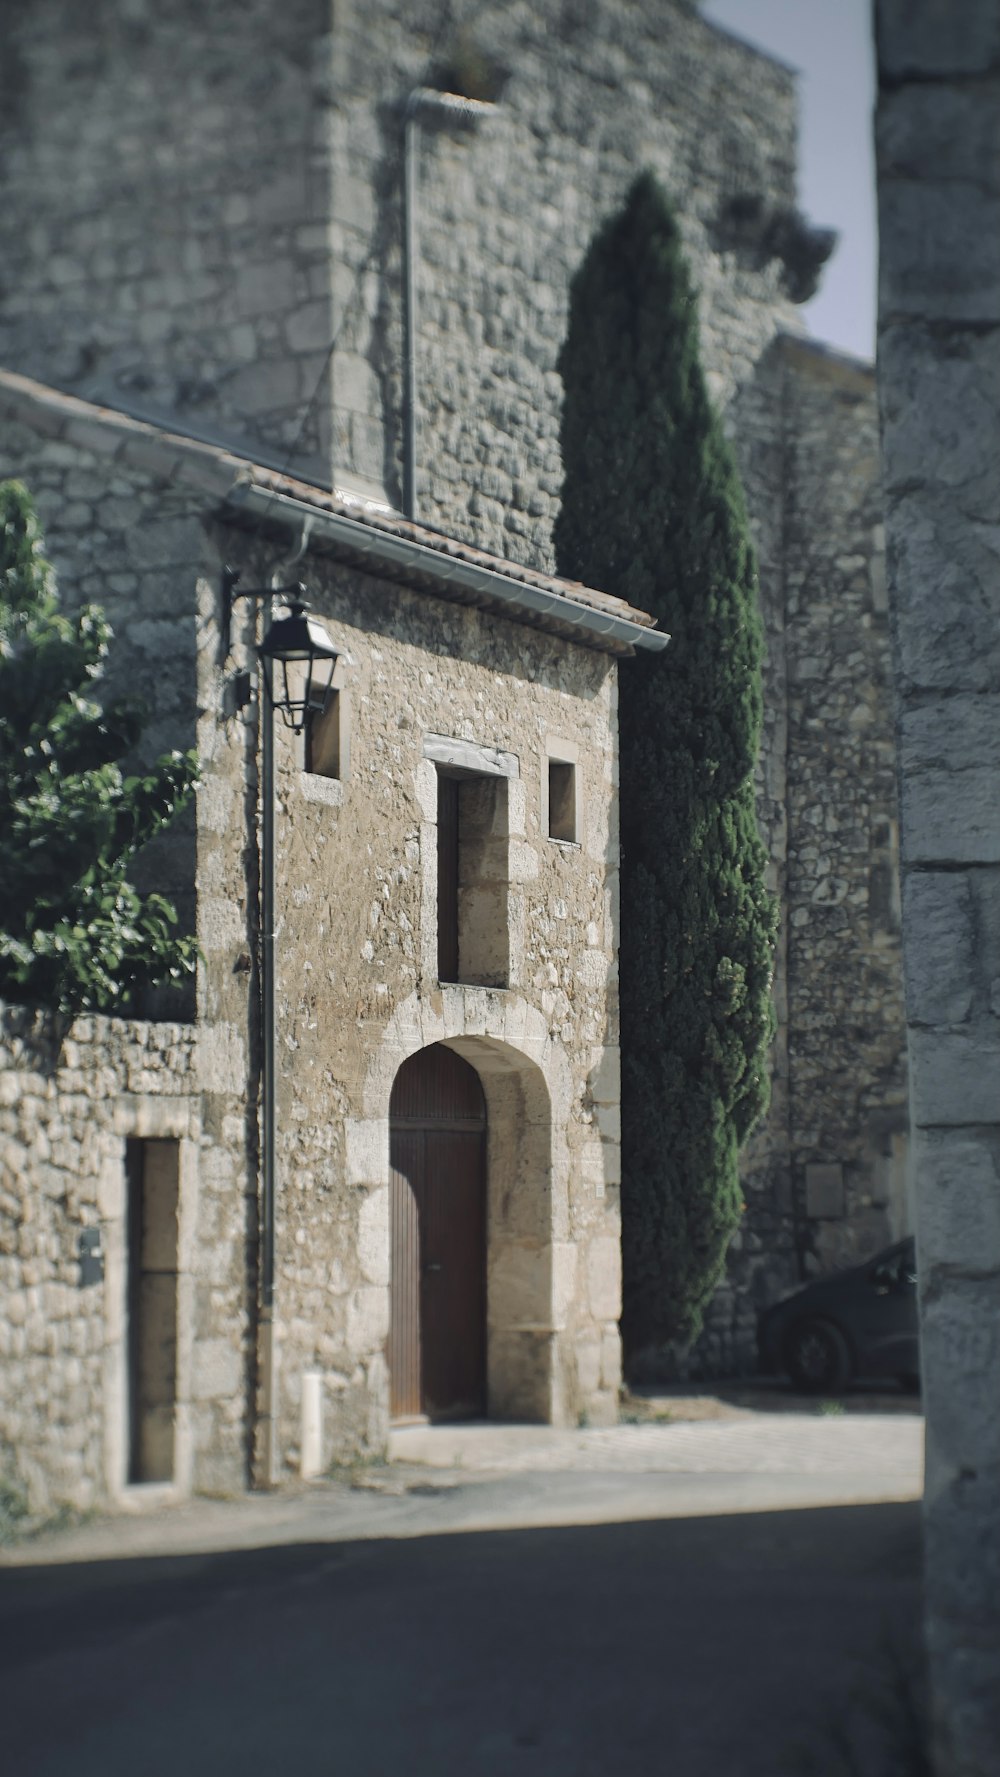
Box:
258, 594, 340, 733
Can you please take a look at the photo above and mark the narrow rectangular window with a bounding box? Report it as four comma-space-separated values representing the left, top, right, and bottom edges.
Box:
437, 774, 460, 982
436, 770, 509, 987
305, 685, 341, 779
126, 1138, 180, 1484
548, 759, 577, 843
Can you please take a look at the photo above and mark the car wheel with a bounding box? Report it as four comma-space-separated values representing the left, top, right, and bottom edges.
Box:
784, 1317, 851, 1393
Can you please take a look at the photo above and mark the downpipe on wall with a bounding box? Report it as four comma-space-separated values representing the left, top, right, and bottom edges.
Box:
252, 589, 278, 1489
253, 521, 315, 1489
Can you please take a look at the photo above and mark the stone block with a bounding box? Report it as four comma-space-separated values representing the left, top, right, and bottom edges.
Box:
192, 1337, 242, 1402
877, 0, 1000, 77
902, 873, 975, 1024
357, 1185, 389, 1287
575, 1335, 602, 1399
922, 1279, 1000, 1490
551, 1241, 578, 1326
332, 352, 379, 416
879, 327, 1000, 521
902, 694, 1000, 778
600, 1326, 622, 1392
879, 179, 1000, 323
878, 84, 1000, 189
588, 1044, 620, 1106
234, 260, 298, 319
346, 1285, 389, 1356
197, 1024, 247, 1096
904, 770, 1000, 866
488, 1243, 551, 1327
586, 1236, 621, 1322
286, 300, 334, 354
199, 896, 247, 956
887, 502, 1000, 692
914, 1130, 1000, 1275
594, 1101, 620, 1143
344, 1118, 387, 1187
225, 358, 301, 413
909, 1030, 1000, 1127
804, 1163, 845, 1220
926, 1626, 1000, 1776
487, 1329, 552, 1422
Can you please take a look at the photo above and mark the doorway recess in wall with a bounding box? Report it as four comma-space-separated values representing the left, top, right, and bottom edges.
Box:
125, 1138, 180, 1484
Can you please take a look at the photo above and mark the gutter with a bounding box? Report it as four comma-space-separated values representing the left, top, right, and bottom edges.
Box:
225, 481, 670, 654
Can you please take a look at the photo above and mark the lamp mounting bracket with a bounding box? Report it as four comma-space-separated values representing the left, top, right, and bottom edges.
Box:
222, 566, 309, 658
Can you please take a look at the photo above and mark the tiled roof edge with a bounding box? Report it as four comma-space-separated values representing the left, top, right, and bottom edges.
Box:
0, 367, 668, 653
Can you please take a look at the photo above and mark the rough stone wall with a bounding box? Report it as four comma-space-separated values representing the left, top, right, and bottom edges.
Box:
328, 0, 801, 559
0, 0, 912, 1396
0, 406, 204, 964
0, 0, 335, 474
0, 0, 801, 536
687, 338, 908, 1374
780, 339, 909, 1274
0, 1005, 198, 1516
0, 414, 264, 1497
217, 530, 626, 1468
876, 4, 1000, 1771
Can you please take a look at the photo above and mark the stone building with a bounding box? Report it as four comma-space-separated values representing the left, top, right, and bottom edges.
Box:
876, 2, 1000, 1769
0, 0, 911, 1509
0, 367, 664, 1507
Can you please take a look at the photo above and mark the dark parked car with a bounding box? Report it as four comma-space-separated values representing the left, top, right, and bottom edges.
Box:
757, 1237, 919, 1393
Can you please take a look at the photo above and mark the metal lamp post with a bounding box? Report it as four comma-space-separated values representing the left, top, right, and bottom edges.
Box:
223, 568, 340, 1483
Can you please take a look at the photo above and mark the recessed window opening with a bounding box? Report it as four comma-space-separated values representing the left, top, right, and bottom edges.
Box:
548, 760, 577, 843
437, 769, 509, 987
305, 684, 341, 779
126, 1138, 180, 1485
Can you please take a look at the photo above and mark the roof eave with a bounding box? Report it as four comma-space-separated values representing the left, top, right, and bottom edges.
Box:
224, 481, 670, 658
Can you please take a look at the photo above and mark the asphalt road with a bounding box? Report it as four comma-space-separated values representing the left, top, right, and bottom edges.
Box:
1, 1472, 926, 1777
1, 1408, 926, 1775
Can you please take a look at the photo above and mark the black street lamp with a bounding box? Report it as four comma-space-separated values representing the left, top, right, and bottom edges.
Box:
222, 569, 340, 732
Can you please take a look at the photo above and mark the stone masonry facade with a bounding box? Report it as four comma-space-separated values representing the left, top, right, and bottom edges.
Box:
0, 0, 910, 1473
0, 371, 649, 1501
693, 335, 908, 1373
877, 2, 1000, 1770
0, 1006, 199, 1516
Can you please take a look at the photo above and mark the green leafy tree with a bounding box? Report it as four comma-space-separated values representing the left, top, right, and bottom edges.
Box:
0, 480, 199, 1018
554, 174, 777, 1355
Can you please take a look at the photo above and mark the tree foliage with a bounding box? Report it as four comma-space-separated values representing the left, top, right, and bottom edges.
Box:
0, 480, 199, 1018
554, 174, 777, 1354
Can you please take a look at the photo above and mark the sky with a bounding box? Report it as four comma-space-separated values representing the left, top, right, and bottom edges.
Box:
700, 0, 877, 361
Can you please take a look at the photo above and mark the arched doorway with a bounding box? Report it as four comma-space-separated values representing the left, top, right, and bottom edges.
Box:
389, 1044, 487, 1421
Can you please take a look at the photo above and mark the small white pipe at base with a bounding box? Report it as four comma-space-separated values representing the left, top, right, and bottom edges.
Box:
300, 1370, 323, 1479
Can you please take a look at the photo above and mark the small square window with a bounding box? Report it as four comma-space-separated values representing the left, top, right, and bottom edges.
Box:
548, 759, 577, 843
305, 686, 341, 779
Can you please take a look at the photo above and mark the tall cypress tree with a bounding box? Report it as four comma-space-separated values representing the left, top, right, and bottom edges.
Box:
554, 174, 776, 1355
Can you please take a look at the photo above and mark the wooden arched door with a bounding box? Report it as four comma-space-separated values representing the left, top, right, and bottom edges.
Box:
389, 1044, 487, 1421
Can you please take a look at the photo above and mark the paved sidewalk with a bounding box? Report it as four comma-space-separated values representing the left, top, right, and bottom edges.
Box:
390, 1410, 924, 1481
3, 1406, 923, 1569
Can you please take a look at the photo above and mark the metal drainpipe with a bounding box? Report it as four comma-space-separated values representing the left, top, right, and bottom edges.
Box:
257, 588, 277, 1486
254, 519, 316, 1488
402, 88, 496, 522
